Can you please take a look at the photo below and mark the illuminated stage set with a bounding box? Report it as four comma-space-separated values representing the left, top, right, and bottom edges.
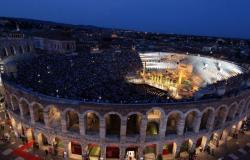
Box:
128, 52, 243, 99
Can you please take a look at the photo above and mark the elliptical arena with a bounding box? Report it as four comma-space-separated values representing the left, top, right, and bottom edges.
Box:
1, 40, 250, 160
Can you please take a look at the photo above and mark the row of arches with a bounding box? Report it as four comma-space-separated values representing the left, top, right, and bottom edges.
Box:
10, 117, 245, 160
9, 94, 250, 140
0, 45, 32, 59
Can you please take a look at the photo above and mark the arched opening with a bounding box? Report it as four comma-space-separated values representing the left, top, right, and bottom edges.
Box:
242, 104, 248, 116
48, 106, 61, 129
208, 133, 219, 148
235, 109, 240, 118
66, 44, 71, 50
226, 104, 237, 122
247, 101, 250, 112
20, 99, 30, 119
66, 110, 79, 133
126, 114, 141, 136
162, 142, 176, 160
242, 100, 250, 116
214, 107, 227, 129
241, 117, 248, 132
10, 46, 16, 55
52, 137, 64, 157
237, 121, 243, 131
166, 112, 180, 135
85, 112, 100, 136
179, 139, 193, 158
1, 48, 8, 58
219, 129, 228, 144
19, 46, 23, 54
105, 114, 121, 138
37, 133, 49, 149
68, 141, 82, 160
125, 146, 138, 160
146, 122, 159, 136
85, 144, 101, 160
10, 118, 17, 129
144, 144, 156, 160
106, 146, 120, 160
235, 101, 244, 118
26, 45, 31, 52
29, 45, 32, 52
229, 125, 238, 139
184, 111, 198, 133
33, 103, 44, 124
17, 123, 25, 136
146, 109, 161, 136
200, 109, 213, 130
11, 96, 20, 114
25, 128, 35, 142
195, 136, 207, 154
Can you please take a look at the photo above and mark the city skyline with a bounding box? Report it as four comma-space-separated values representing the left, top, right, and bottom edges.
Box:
0, 0, 250, 39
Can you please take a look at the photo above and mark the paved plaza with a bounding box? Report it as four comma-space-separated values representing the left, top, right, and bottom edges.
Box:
1, 128, 250, 160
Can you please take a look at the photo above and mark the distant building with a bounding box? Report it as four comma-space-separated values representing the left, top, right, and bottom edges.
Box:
7, 31, 25, 39
33, 31, 76, 54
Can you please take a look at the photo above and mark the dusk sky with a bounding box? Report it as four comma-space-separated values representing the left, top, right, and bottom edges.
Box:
0, 0, 250, 39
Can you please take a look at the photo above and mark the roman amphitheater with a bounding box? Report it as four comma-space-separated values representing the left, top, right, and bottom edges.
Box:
1, 40, 250, 160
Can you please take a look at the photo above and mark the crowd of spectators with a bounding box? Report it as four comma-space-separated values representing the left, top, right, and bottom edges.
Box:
4, 52, 176, 103
2, 50, 250, 104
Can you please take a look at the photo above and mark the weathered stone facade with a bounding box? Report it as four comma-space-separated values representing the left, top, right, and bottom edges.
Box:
0, 38, 34, 59
3, 81, 250, 160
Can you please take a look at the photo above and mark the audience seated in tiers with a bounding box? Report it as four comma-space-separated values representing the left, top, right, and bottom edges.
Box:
2, 51, 250, 104
4, 52, 174, 103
